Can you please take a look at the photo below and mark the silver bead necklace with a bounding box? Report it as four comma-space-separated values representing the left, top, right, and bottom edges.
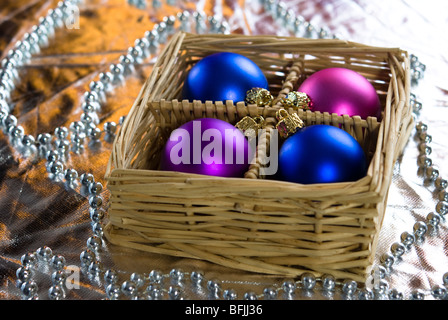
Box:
5, 0, 447, 300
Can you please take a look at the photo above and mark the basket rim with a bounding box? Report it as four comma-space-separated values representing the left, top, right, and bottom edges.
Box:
106, 32, 413, 199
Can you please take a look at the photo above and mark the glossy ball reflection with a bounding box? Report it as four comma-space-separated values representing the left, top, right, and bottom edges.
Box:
161, 118, 253, 178
278, 125, 367, 184
182, 52, 268, 103
298, 68, 381, 119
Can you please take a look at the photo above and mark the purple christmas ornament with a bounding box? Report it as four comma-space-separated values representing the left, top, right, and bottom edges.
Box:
160, 118, 254, 178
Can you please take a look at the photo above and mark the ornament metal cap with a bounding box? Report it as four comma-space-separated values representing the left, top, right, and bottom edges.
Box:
280, 91, 311, 110
275, 109, 304, 139
245, 87, 273, 107
235, 115, 265, 137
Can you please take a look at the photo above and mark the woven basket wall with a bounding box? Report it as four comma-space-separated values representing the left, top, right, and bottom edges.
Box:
104, 32, 413, 282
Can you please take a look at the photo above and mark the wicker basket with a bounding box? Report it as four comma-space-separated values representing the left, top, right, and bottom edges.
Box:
104, 32, 413, 282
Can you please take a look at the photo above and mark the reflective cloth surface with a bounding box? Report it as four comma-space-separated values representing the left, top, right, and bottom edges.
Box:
0, 0, 447, 300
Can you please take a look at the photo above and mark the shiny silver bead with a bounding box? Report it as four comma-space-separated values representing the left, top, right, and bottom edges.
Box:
99, 71, 114, 89
36, 246, 53, 262
50, 254, 66, 270
281, 280, 296, 295
244, 292, 258, 300
106, 283, 121, 300
168, 285, 182, 300
207, 279, 221, 294
104, 121, 117, 135
121, 280, 137, 297
80, 173, 94, 186
380, 252, 395, 268
146, 283, 162, 300
321, 274, 336, 291
87, 235, 102, 251
438, 191, 448, 202
110, 63, 125, 83
400, 231, 415, 248
388, 288, 404, 300
435, 177, 448, 190
37, 133, 52, 145
425, 166, 439, 181
413, 221, 428, 238
69, 121, 85, 134
51, 270, 67, 285
148, 270, 163, 283
418, 143, 432, 155
436, 201, 448, 216
64, 168, 78, 182
119, 54, 135, 74
21, 252, 38, 268
88, 181, 103, 195
54, 126, 69, 140
92, 222, 104, 237
9, 125, 24, 139
88, 260, 103, 276
426, 212, 441, 228
431, 285, 447, 299
190, 271, 204, 286
443, 272, 448, 286
21, 134, 35, 147
155, 22, 167, 43
415, 121, 427, 133
134, 38, 150, 57
48, 161, 64, 175
20, 280, 38, 297
390, 242, 406, 258
373, 279, 389, 296
341, 279, 358, 296
84, 91, 100, 105
80, 249, 96, 266
88, 126, 102, 140
16, 266, 33, 282
90, 208, 104, 223
81, 101, 99, 113
130, 273, 145, 288
223, 289, 238, 300
127, 46, 144, 64
119, 115, 126, 125
358, 287, 374, 300
263, 287, 278, 300
409, 289, 425, 300
300, 272, 316, 290
104, 269, 119, 285
55, 139, 70, 154
89, 195, 103, 209
418, 131, 432, 143
2, 114, 17, 128
169, 268, 184, 283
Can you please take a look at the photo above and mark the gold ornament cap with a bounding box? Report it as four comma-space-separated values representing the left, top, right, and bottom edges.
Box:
245, 87, 274, 107
275, 109, 304, 139
280, 91, 311, 110
235, 115, 265, 136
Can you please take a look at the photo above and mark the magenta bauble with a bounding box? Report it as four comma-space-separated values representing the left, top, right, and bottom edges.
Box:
160, 118, 254, 178
298, 67, 382, 119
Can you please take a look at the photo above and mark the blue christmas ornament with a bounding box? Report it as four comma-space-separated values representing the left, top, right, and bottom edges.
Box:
181, 52, 268, 103
278, 125, 367, 184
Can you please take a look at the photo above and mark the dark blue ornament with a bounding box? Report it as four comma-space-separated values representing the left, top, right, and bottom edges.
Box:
181, 52, 268, 103
278, 125, 367, 184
